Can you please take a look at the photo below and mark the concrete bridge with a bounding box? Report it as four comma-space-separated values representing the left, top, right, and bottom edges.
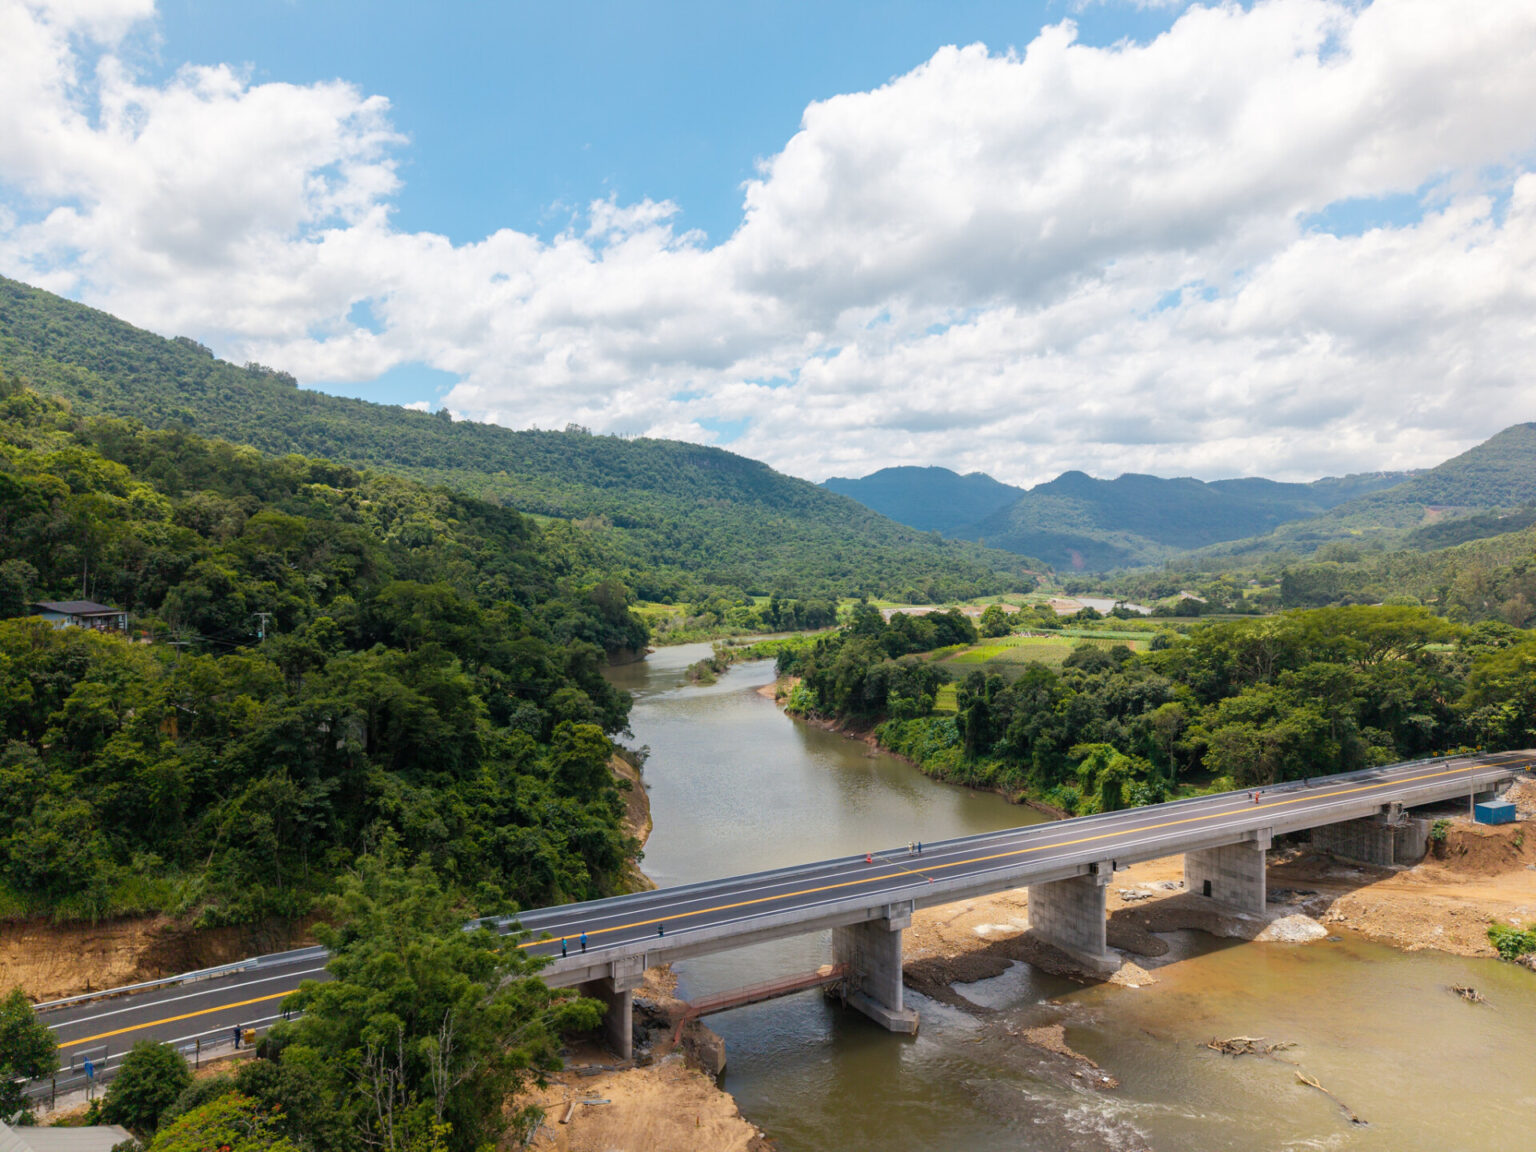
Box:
509, 750, 1530, 1056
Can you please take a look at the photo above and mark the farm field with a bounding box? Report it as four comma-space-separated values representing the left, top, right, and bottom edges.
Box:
929, 633, 1150, 710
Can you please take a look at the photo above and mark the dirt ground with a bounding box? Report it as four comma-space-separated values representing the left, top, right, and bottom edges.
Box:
519, 1050, 769, 1152
0, 915, 316, 1003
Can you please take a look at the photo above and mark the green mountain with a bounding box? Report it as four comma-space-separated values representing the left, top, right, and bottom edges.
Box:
1202, 423, 1536, 561
822, 466, 1026, 534
966, 470, 1416, 570
0, 276, 1041, 600
824, 454, 1422, 572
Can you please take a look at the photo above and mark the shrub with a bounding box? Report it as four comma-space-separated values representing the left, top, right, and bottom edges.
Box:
99, 1043, 192, 1135
158, 1074, 235, 1128
1488, 921, 1536, 962
144, 1091, 299, 1152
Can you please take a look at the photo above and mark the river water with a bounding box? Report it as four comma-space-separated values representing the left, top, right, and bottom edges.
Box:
607, 644, 1536, 1152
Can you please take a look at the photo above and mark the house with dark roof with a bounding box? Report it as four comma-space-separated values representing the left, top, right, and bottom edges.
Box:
29, 601, 128, 633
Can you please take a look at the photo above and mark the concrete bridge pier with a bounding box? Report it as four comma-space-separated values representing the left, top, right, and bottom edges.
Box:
1185, 830, 1271, 915
1026, 862, 1118, 975
578, 954, 646, 1059
832, 902, 919, 1034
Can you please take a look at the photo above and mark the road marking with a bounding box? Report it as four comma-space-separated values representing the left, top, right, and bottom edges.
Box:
48, 966, 329, 1031
59, 989, 299, 1049
521, 758, 1528, 948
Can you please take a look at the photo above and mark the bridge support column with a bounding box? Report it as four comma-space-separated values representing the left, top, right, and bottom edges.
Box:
1185, 831, 1270, 915
833, 903, 919, 1034
579, 955, 645, 1060
1027, 863, 1118, 975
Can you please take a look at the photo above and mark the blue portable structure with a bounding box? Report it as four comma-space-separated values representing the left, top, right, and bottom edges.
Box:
1474, 799, 1517, 825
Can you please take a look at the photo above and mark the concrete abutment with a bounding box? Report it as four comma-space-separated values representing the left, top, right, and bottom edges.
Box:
1309, 808, 1430, 866
832, 903, 919, 1033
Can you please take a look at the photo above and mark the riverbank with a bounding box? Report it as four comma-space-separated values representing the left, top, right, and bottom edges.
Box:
904, 810, 1536, 995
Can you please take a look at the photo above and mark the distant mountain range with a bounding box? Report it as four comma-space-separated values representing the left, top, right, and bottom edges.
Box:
824, 425, 1536, 571
0, 275, 1040, 599
823, 467, 1025, 533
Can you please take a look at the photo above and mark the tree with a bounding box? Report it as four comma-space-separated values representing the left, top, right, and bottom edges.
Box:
978, 604, 1010, 638
0, 988, 56, 1121
100, 1042, 192, 1135
146, 1091, 300, 1152
268, 852, 603, 1152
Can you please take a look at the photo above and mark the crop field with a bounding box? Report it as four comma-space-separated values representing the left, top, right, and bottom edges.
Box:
937, 633, 1148, 676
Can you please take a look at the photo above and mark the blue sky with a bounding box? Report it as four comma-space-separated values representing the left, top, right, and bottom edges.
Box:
150, 1, 1184, 248
4, 1, 1535, 485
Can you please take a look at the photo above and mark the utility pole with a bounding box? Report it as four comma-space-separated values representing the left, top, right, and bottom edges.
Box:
253, 611, 272, 642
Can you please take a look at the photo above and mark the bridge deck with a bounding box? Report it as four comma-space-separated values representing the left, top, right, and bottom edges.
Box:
523, 750, 1531, 986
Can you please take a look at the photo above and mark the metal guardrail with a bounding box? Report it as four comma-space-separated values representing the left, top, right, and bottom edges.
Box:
33, 958, 260, 1012
33, 939, 331, 1013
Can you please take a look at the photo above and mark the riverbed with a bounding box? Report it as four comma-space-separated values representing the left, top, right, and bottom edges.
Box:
608, 644, 1536, 1152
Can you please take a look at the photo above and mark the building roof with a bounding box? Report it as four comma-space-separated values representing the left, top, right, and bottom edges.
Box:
0, 1123, 134, 1152
30, 601, 122, 616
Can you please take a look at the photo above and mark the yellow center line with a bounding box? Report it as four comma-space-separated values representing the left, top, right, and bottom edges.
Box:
60, 989, 297, 1050
522, 758, 1530, 948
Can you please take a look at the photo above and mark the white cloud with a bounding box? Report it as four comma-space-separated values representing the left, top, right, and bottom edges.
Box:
3, 0, 1536, 487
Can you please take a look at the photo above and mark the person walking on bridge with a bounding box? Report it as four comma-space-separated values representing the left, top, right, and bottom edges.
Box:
580, 931, 588, 953
560, 937, 568, 957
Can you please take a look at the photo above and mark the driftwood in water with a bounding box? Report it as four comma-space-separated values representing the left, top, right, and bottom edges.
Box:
1451, 984, 1487, 1004
1296, 1071, 1367, 1126
1206, 1036, 1297, 1059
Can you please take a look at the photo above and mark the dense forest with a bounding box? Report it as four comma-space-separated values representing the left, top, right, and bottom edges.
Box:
0, 275, 1041, 603
778, 605, 1536, 813
0, 379, 649, 922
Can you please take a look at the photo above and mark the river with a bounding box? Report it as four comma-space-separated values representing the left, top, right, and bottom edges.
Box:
606, 644, 1536, 1152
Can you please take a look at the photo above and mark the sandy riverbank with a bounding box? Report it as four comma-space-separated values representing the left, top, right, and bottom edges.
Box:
519, 758, 771, 1152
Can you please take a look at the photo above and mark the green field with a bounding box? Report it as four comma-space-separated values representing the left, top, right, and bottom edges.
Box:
937, 633, 1147, 677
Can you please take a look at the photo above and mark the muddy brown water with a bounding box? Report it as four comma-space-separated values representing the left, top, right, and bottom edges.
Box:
608, 644, 1536, 1152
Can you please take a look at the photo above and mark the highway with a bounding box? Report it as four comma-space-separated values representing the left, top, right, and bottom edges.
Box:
36, 748, 1530, 1087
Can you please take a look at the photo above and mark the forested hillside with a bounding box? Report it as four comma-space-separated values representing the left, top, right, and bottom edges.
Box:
822, 466, 1025, 534
0, 276, 1040, 601
956, 469, 1409, 570
0, 380, 647, 923
1200, 423, 1536, 560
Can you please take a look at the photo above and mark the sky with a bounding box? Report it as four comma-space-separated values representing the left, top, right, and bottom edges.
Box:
2, 0, 1535, 488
